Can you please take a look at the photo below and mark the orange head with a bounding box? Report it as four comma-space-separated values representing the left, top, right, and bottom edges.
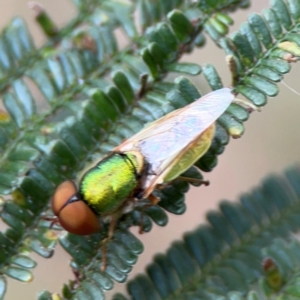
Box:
51, 181, 101, 235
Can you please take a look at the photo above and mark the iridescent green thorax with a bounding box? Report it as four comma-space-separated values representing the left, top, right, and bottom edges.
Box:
80, 152, 143, 216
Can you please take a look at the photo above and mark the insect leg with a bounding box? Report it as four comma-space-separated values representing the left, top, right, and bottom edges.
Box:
148, 193, 160, 205
100, 215, 118, 272
41, 214, 60, 229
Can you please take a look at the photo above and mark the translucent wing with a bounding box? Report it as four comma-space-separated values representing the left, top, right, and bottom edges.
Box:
114, 88, 234, 194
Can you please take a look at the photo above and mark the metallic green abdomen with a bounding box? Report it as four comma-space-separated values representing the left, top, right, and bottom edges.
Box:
80, 153, 139, 216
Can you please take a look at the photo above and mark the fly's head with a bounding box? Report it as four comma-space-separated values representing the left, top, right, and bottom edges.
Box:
51, 180, 101, 235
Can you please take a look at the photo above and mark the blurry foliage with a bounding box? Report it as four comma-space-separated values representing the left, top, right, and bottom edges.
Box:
0, 0, 299, 299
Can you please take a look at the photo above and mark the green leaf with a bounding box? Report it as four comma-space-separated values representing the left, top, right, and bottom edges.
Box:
236, 85, 267, 106
260, 58, 290, 74
166, 62, 202, 75
10, 255, 36, 269
3, 93, 26, 127
33, 3, 58, 37
111, 71, 134, 105
230, 32, 254, 66
106, 86, 127, 114
0, 276, 6, 300
210, 15, 229, 35
47, 57, 65, 91
141, 48, 158, 79
168, 9, 193, 42
253, 66, 282, 82
8, 142, 39, 161
286, 0, 300, 21
147, 23, 178, 59
26, 66, 57, 102
271, 0, 293, 30
239, 22, 262, 58
244, 75, 279, 96
0, 38, 12, 71
248, 13, 273, 49
4, 266, 33, 282
91, 89, 120, 123
263, 8, 282, 39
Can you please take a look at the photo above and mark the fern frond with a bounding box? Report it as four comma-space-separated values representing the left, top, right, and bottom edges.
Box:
112, 166, 300, 299
221, 0, 300, 105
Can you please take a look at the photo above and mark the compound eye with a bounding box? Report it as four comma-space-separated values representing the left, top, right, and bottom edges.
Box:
52, 181, 77, 216
51, 181, 101, 235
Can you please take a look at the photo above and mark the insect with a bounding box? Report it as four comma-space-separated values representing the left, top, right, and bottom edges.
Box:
51, 87, 236, 266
